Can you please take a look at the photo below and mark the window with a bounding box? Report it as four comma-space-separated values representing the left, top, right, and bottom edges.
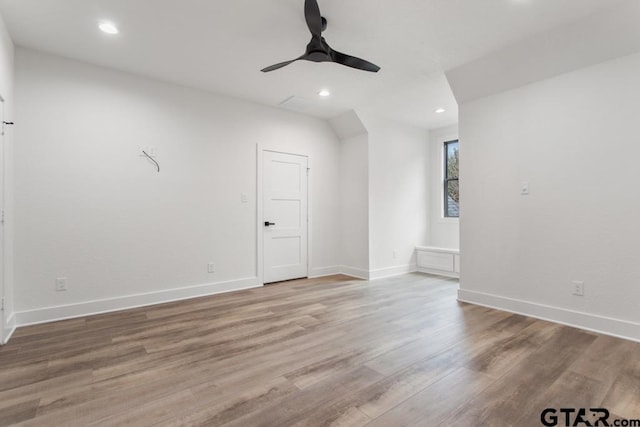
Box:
444, 140, 459, 218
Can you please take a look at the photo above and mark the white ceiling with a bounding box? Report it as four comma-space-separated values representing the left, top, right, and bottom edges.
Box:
0, 0, 623, 129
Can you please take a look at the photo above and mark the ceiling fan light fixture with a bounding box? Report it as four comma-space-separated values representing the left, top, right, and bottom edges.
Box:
318, 89, 331, 97
435, 108, 446, 114
99, 21, 119, 35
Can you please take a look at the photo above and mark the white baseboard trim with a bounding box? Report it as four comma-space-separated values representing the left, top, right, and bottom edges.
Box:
311, 265, 418, 281
15, 277, 261, 328
458, 289, 640, 343
339, 265, 370, 280
417, 267, 459, 279
369, 264, 417, 281
8, 264, 428, 338
3, 312, 16, 345
309, 266, 341, 278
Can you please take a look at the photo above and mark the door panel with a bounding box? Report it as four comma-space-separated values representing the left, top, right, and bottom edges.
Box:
272, 199, 301, 228
271, 236, 302, 267
263, 151, 308, 284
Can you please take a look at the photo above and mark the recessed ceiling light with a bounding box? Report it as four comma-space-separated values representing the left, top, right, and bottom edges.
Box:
434, 108, 446, 114
99, 21, 119, 35
318, 89, 331, 97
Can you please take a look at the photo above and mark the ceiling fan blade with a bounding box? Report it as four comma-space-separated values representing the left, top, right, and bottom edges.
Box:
330, 49, 380, 72
261, 57, 302, 72
304, 0, 323, 38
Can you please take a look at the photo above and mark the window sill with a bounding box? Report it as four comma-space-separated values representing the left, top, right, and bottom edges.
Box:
438, 217, 459, 224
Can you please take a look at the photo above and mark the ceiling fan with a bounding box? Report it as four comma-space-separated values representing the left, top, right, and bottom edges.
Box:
261, 0, 381, 73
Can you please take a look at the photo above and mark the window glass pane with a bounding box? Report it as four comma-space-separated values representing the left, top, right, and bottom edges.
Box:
446, 180, 459, 217
446, 142, 459, 179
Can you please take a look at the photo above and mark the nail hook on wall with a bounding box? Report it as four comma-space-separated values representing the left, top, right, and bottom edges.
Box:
142, 150, 160, 173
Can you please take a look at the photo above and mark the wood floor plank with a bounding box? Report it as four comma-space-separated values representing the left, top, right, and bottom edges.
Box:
0, 399, 40, 426
440, 326, 599, 427
600, 359, 640, 418
170, 376, 299, 426
366, 367, 494, 427
355, 357, 456, 419
0, 273, 639, 426
221, 366, 384, 427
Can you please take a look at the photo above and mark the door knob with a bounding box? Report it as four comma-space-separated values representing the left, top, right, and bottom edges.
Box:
264, 221, 276, 227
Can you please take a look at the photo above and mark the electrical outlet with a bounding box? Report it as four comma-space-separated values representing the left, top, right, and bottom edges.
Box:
520, 181, 530, 195
241, 193, 249, 203
208, 262, 215, 274
572, 280, 584, 296
55, 277, 68, 292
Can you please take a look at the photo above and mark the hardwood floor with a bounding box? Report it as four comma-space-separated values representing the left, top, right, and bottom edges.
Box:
1, 273, 639, 426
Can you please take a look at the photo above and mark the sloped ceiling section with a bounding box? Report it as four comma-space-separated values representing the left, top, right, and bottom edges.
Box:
328, 110, 367, 140
446, 0, 640, 104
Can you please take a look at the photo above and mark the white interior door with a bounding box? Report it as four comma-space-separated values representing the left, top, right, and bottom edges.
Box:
263, 150, 308, 284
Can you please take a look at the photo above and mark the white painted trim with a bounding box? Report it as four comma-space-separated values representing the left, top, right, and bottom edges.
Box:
369, 264, 418, 281
306, 155, 313, 280
256, 144, 264, 285
339, 265, 370, 280
309, 266, 341, 278
3, 326, 15, 344
15, 277, 261, 328
416, 247, 460, 278
316, 265, 417, 281
458, 289, 640, 343
256, 145, 311, 285
433, 129, 459, 224
3, 312, 15, 344
437, 217, 459, 224
0, 95, 5, 345
415, 246, 460, 255
417, 268, 459, 279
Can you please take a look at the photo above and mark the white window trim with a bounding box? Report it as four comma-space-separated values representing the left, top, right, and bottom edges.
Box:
441, 138, 459, 221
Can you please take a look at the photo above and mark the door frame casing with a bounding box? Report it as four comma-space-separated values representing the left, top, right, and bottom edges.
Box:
0, 94, 5, 345
256, 144, 311, 285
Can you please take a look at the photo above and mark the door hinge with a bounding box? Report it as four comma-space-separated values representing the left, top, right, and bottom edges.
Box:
306, 167, 310, 176
1, 297, 4, 311
1, 210, 4, 224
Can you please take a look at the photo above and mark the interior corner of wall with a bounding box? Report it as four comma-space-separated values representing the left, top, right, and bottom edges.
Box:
350, 109, 368, 133
328, 109, 368, 140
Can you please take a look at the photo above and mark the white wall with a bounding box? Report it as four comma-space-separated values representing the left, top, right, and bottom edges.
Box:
339, 133, 369, 278
428, 124, 459, 250
458, 52, 640, 341
14, 48, 341, 324
363, 115, 430, 278
0, 12, 15, 343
